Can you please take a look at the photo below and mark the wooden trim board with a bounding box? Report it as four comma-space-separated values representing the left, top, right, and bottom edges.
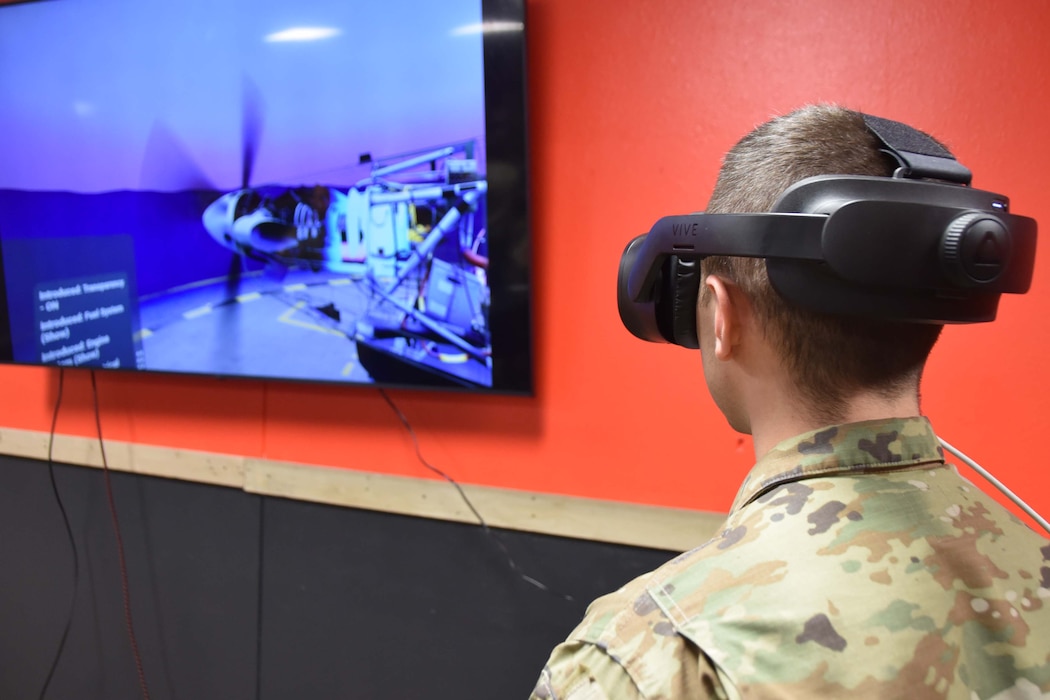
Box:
0, 427, 724, 551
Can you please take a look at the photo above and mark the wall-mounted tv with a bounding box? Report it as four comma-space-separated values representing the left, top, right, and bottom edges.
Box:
0, 0, 532, 394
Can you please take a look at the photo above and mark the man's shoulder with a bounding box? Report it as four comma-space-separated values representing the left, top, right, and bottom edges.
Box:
555, 466, 936, 695
643, 467, 1050, 696
550, 545, 731, 698
546, 467, 1050, 697
567, 563, 682, 662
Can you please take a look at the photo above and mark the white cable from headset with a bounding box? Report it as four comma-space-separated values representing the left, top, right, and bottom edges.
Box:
938, 437, 1050, 536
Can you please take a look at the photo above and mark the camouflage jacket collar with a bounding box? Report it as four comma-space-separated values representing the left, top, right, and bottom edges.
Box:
730, 416, 945, 513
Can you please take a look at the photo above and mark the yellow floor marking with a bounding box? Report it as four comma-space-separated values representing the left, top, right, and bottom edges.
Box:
183, 304, 213, 319
236, 292, 261, 303
277, 301, 346, 338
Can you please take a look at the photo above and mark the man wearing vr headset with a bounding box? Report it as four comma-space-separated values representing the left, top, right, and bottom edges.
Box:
531, 105, 1050, 699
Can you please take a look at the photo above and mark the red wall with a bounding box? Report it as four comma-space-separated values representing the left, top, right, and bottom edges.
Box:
2, 0, 1048, 523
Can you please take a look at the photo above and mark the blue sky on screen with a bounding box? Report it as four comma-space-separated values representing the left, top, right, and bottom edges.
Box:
0, 0, 485, 192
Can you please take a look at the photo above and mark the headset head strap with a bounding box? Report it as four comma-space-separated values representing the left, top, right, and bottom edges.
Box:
862, 113, 972, 185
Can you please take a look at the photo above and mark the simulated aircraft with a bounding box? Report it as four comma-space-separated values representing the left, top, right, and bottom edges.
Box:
200, 139, 492, 388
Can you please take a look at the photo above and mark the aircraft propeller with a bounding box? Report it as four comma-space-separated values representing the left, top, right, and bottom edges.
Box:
224, 76, 266, 292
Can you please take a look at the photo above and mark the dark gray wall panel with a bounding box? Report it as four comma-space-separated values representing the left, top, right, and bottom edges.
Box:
0, 455, 675, 699
0, 455, 261, 700
258, 497, 671, 699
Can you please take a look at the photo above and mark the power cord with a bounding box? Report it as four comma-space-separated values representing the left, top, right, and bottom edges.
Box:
89, 371, 152, 700
377, 389, 577, 606
939, 437, 1050, 535
38, 369, 76, 700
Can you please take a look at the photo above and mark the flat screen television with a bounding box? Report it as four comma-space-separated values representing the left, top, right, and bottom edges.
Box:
0, 0, 532, 394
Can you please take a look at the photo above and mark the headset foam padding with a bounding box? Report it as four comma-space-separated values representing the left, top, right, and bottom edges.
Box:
667, 256, 701, 349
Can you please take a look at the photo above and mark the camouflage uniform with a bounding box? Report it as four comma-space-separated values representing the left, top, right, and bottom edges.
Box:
532, 417, 1050, 699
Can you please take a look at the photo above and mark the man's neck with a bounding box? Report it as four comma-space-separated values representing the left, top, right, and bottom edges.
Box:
747, 390, 922, 460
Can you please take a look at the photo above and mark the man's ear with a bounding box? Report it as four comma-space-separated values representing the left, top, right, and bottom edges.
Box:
702, 275, 743, 361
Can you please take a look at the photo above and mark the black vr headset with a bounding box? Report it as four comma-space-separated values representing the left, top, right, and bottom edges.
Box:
617, 114, 1038, 349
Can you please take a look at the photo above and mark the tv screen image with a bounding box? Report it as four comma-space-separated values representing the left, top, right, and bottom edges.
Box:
0, 0, 532, 393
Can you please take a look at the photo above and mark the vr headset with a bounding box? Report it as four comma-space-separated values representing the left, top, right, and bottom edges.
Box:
617, 114, 1038, 349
